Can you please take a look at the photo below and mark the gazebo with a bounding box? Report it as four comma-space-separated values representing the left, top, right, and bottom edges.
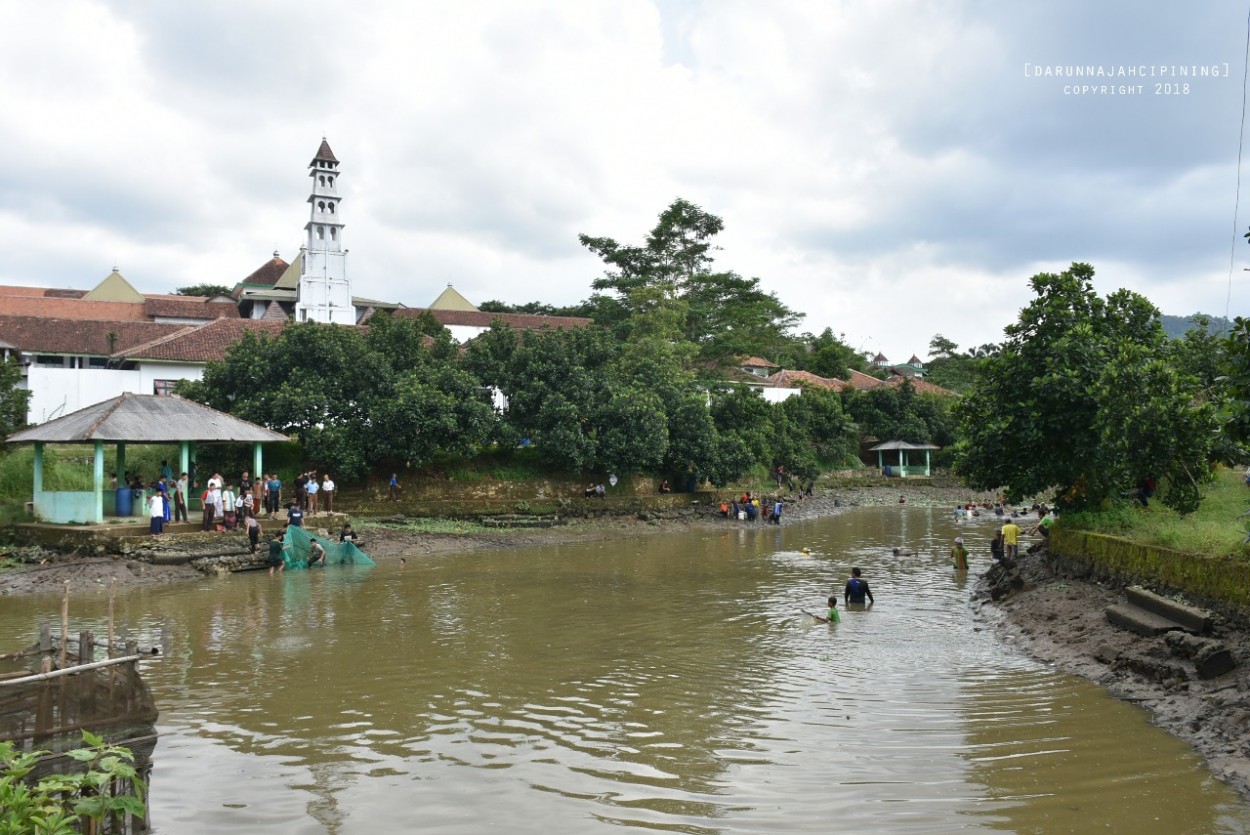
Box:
7, 393, 290, 524
869, 440, 940, 478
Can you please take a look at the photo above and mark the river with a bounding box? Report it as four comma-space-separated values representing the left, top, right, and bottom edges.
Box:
2, 506, 1248, 833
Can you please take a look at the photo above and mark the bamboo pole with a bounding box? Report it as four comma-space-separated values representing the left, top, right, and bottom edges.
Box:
59, 582, 69, 669
0, 655, 143, 686
108, 579, 116, 660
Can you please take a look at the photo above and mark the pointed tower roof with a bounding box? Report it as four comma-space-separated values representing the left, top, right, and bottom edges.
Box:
313, 138, 338, 164
273, 252, 304, 291
82, 269, 145, 303
428, 284, 479, 312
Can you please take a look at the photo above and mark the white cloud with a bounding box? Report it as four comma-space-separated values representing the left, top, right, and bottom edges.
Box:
0, 0, 1245, 363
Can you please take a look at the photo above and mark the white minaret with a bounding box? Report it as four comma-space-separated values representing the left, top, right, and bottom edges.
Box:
295, 138, 354, 324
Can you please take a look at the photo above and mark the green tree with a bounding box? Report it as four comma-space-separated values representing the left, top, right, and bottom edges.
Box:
174, 284, 234, 297
0, 356, 30, 437
928, 334, 959, 360
786, 328, 867, 380
956, 263, 1214, 512
580, 198, 800, 361
180, 320, 496, 478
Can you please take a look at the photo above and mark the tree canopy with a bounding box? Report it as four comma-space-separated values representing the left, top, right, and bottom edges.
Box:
956, 263, 1214, 513
174, 284, 234, 297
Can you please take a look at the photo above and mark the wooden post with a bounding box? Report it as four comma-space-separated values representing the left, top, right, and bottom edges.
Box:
108, 580, 116, 660
79, 630, 94, 664
59, 582, 70, 669
39, 622, 53, 672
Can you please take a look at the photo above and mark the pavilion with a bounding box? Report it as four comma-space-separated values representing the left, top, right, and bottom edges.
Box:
7, 393, 289, 524
869, 440, 940, 478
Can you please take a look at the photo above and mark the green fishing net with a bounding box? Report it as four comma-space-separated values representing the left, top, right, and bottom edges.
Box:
282, 523, 375, 570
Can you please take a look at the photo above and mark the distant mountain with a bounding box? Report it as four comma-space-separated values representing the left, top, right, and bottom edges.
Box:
1159, 313, 1234, 339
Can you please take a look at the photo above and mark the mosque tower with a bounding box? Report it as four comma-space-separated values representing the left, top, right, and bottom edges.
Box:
295, 138, 354, 324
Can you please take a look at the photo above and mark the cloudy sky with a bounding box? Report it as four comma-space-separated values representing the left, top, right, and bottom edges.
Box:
0, 1, 1245, 362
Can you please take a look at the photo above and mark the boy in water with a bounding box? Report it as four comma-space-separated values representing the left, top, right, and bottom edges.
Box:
844, 567, 874, 607
950, 537, 969, 571
812, 596, 841, 623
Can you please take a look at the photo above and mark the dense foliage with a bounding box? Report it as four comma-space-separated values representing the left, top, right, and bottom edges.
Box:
173, 284, 234, 297
178, 200, 962, 485
0, 356, 30, 438
956, 263, 1215, 513
0, 732, 146, 834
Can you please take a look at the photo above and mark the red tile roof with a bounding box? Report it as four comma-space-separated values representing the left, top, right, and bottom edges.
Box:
885, 376, 959, 397
143, 297, 239, 320
739, 356, 779, 369
766, 370, 849, 391
0, 316, 186, 355
118, 318, 291, 363
393, 308, 592, 331
846, 369, 886, 390
0, 296, 149, 321
237, 255, 289, 289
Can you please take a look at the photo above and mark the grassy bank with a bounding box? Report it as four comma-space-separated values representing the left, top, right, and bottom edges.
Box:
1063, 467, 1250, 559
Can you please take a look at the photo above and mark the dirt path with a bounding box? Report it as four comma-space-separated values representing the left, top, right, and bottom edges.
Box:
976, 545, 1250, 797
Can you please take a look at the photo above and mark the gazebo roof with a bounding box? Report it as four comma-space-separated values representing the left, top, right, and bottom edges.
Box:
868, 440, 940, 451
7, 393, 290, 444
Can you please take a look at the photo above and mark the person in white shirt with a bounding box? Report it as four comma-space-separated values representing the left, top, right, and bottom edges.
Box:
321, 474, 335, 514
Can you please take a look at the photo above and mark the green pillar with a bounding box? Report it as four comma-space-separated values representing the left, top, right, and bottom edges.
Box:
93, 440, 105, 523
33, 442, 43, 496
115, 442, 126, 485
877, 450, 883, 473
253, 442, 263, 482
925, 450, 931, 477
901, 450, 909, 478
180, 441, 190, 481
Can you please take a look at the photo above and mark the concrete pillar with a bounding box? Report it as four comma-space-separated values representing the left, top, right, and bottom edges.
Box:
93, 440, 105, 523
180, 441, 190, 481
33, 442, 43, 495
253, 442, 263, 482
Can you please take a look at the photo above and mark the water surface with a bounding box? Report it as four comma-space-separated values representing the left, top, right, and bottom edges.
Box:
1, 507, 1246, 833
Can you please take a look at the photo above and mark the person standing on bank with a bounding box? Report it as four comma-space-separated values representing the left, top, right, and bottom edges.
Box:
149, 491, 165, 536
321, 473, 335, 514
174, 472, 189, 523
306, 473, 319, 515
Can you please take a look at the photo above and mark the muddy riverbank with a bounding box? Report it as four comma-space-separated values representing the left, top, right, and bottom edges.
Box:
977, 544, 1250, 797
0, 484, 998, 596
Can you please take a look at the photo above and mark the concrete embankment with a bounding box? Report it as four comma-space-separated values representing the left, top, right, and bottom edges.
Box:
1050, 527, 1250, 618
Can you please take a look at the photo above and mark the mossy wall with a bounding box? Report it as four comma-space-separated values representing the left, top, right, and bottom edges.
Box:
1051, 527, 1250, 615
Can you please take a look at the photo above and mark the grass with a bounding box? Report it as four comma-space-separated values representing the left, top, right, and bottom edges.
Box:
0, 444, 183, 497
1063, 467, 1250, 559
362, 518, 497, 536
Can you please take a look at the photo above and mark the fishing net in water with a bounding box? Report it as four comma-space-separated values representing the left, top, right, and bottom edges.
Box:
282, 524, 375, 570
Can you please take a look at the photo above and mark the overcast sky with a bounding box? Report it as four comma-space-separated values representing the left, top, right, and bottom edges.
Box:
0, 1, 1246, 362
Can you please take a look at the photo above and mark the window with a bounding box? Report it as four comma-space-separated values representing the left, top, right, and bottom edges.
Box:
319, 175, 326, 186
153, 379, 177, 396
87, 357, 108, 368
327, 202, 335, 214
330, 228, 337, 240
318, 201, 326, 212
317, 226, 324, 239
327, 176, 334, 187
34, 355, 66, 367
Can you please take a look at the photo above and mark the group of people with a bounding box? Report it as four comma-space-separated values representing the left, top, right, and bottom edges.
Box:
948, 507, 1056, 570
717, 493, 786, 525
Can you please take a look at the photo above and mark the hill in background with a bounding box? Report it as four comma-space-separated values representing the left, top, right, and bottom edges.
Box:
1160, 313, 1233, 339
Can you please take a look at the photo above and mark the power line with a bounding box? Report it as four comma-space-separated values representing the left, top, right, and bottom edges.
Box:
1224, 3, 1250, 334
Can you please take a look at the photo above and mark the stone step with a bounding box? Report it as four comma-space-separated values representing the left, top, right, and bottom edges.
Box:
1125, 586, 1212, 635
1105, 603, 1185, 637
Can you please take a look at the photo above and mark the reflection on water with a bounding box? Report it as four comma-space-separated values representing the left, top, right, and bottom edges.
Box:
1, 507, 1248, 833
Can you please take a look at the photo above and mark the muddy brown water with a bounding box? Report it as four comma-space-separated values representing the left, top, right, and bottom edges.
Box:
3, 507, 1249, 833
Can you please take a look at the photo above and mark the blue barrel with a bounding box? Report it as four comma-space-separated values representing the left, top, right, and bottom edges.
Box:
116, 487, 134, 517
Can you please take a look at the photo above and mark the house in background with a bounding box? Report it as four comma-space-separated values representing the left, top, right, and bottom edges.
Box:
0, 140, 594, 425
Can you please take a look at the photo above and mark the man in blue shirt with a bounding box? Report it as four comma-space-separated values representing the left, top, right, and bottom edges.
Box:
287, 504, 305, 528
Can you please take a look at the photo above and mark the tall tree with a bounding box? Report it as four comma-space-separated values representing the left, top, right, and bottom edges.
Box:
956, 263, 1214, 512
580, 198, 800, 361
